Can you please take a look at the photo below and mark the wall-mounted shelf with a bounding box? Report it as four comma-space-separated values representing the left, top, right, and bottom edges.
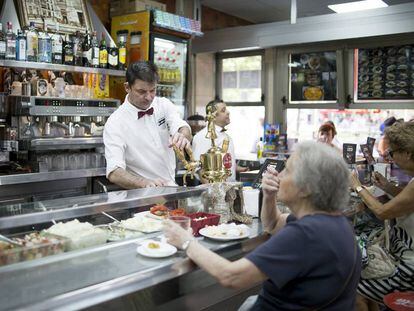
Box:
0, 60, 126, 77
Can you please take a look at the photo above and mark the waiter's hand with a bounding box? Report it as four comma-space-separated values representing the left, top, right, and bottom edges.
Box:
142, 178, 169, 187
169, 132, 190, 150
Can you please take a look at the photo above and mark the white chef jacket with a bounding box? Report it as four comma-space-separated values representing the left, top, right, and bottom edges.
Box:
192, 125, 236, 181
103, 95, 190, 184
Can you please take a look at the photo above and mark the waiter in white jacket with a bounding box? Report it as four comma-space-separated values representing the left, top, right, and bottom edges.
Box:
103, 61, 191, 188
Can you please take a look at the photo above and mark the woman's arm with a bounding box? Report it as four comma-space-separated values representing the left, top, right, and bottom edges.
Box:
261, 167, 289, 234
351, 171, 414, 220
163, 221, 267, 290
186, 241, 267, 289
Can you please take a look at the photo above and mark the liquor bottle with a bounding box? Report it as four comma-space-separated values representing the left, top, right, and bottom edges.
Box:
51, 24, 63, 64
38, 20, 51, 63
73, 31, 83, 66
118, 36, 126, 70
82, 31, 92, 67
5, 22, 16, 60
16, 29, 26, 61
63, 34, 74, 65
99, 33, 107, 68
108, 41, 119, 70
0, 23, 6, 59
26, 22, 38, 62
91, 31, 99, 68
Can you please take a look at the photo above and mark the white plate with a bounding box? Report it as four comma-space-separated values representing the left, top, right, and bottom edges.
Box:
134, 211, 166, 221
136, 241, 177, 258
199, 227, 250, 241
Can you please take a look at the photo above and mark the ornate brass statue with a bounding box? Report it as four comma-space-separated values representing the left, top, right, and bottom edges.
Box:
174, 106, 232, 185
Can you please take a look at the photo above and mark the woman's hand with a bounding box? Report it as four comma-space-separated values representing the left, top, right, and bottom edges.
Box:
261, 166, 280, 198
372, 172, 388, 191
350, 170, 362, 190
163, 220, 193, 249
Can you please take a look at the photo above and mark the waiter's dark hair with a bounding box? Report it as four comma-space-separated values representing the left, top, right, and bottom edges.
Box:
126, 61, 159, 85
205, 99, 224, 115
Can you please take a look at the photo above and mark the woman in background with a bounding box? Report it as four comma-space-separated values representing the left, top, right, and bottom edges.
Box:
351, 121, 414, 311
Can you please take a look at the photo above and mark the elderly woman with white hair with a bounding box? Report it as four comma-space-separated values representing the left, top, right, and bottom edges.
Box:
164, 141, 361, 310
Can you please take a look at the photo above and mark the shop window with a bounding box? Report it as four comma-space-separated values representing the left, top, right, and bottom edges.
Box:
220, 54, 263, 103
286, 108, 414, 155
217, 52, 264, 159
226, 106, 265, 160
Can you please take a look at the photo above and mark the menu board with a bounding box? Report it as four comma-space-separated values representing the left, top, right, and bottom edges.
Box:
290, 51, 337, 102
356, 45, 414, 100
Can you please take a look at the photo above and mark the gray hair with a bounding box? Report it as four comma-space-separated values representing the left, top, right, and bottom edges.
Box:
292, 141, 350, 212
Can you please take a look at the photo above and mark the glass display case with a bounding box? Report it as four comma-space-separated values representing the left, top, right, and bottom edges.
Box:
0, 187, 265, 311
354, 45, 414, 102
289, 51, 338, 103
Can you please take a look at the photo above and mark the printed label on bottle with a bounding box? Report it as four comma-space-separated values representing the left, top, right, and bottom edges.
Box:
52, 41, 62, 53
64, 54, 74, 63
27, 37, 38, 57
83, 48, 92, 61
119, 48, 126, 64
93, 47, 99, 65
17, 40, 26, 60
0, 42, 6, 53
108, 54, 118, 66
99, 50, 108, 64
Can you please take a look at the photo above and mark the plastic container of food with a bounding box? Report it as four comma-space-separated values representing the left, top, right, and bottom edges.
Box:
187, 212, 220, 236
97, 224, 143, 242
0, 232, 69, 266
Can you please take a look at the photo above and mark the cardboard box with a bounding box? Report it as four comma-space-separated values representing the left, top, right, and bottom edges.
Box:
110, 0, 166, 17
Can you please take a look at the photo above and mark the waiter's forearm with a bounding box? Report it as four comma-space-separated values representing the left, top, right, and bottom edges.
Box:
178, 126, 192, 141
108, 168, 148, 189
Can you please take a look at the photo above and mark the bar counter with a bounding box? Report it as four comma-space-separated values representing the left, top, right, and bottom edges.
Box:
0, 186, 267, 310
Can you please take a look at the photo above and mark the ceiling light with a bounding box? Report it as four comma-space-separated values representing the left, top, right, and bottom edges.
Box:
222, 46, 261, 52
328, 0, 388, 14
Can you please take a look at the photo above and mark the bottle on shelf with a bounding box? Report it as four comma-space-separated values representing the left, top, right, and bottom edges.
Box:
108, 41, 119, 70
51, 24, 63, 64
38, 20, 51, 63
16, 29, 27, 61
99, 32, 108, 68
5, 22, 16, 60
63, 34, 74, 65
0, 23, 6, 59
118, 36, 126, 70
91, 31, 99, 68
82, 31, 92, 67
26, 22, 38, 62
256, 137, 264, 159
129, 31, 142, 64
73, 31, 83, 66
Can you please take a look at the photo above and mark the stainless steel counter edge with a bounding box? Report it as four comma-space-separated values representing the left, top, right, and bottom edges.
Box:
0, 168, 106, 186
14, 221, 266, 311
0, 187, 206, 229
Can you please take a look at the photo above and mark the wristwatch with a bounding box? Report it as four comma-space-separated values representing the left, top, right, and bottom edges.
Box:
181, 238, 195, 251
355, 185, 365, 193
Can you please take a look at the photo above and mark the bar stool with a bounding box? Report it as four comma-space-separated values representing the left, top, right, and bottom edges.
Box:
383, 292, 414, 311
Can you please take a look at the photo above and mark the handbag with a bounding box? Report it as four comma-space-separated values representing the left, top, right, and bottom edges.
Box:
360, 220, 397, 280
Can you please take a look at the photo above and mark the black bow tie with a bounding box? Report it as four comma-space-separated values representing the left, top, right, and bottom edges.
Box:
221, 128, 227, 132
138, 107, 154, 119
